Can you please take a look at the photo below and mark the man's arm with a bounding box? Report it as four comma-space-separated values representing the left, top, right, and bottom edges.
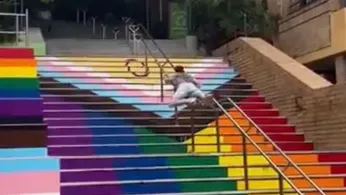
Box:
191, 76, 201, 88
164, 74, 173, 84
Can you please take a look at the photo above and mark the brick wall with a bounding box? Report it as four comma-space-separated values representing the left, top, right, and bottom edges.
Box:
214, 37, 346, 150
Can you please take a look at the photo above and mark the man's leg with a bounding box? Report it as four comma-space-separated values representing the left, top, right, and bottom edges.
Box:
169, 84, 195, 108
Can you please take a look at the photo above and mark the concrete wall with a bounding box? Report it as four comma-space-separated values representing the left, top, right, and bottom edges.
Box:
267, 0, 343, 64
214, 37, 346, 150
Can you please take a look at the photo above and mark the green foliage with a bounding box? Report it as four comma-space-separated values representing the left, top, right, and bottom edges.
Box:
179, 0, 279, 39
0, 0, 16, 44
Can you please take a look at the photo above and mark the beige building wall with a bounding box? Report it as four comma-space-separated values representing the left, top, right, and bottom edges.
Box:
266, 0, 346, 83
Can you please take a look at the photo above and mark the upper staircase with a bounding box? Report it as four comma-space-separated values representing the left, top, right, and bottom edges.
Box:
35, 56, 346, 195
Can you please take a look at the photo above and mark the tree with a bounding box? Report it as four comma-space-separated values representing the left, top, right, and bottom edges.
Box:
178, 0, 279, 40
0, 0, 15, 43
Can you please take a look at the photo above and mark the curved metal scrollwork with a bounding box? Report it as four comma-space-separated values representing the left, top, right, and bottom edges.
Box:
125, 59, 150, 78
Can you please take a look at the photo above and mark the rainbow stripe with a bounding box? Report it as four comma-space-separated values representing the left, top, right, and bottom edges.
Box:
0, 49, 43, 124
0, 148, 60, 195
38, 57, 238, 118
184, 95, 346, 193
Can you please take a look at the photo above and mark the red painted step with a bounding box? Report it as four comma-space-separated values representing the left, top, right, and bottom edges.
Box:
243, 109, 280, 117
238, 102, 272, 110
252, 117, 287, 125
0, 48, 33, 58
259, 125, 296, 133
318, 152, 346, 162
331, 164, 346, 174
241, 95, 265, 102
266, 133, 305, 142
275, 142, 314, 151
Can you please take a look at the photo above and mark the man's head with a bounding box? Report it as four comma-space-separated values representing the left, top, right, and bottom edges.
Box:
174, 65, 185, 73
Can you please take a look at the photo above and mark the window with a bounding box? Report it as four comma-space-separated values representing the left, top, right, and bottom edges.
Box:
289, 0, 318, 13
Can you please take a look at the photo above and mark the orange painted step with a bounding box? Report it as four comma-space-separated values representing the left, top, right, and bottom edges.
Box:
305, 192, 346, 195
0, 59, 36, 66
290, 177, 345, 188
218, 126, 257, 134
270, 154, 318, 164
224, 134, 265, 143
281, 165, 331, 175
231, 143, 274, 152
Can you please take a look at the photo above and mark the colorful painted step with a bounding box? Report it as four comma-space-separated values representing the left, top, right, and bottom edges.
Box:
0, 148, 60, 195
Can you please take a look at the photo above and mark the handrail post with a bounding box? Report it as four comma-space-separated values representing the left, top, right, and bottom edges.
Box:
191, 107, 195, 153
279, 174, 284, 195
242, 133, 249, 190
76, 9, 80, 23
82, 9, 87, 26
159, 65, 164, 102
101, 24, 106, 39
15, 14, 19, 46
112, 27, 120, 40
215, 108, 221, 153
25, 9, 29, 47
91, 17, 97, 36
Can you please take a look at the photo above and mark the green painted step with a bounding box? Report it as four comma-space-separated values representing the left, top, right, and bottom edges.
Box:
136, 128, 187, 154
180, 180, 239, 193
134, 128, 240, 193
0, 78, 39, 89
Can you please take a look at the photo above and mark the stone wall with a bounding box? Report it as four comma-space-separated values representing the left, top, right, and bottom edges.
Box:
214, 37, 346, 150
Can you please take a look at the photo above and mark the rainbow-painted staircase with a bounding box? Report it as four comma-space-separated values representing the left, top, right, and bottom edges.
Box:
1, 50, 346, 194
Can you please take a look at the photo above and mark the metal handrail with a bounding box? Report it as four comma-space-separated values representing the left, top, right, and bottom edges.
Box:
137, 23, 175, 69
212, 98, 313, 195
125, 22, 175, 102
225, 97, 325, 194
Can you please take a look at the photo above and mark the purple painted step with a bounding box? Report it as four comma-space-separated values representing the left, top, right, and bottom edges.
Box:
43, 103, 83, 110
49, 146, 94, 156
45, 119, 86, 126
61, 170, 116, 183
48, 127, 92, 136
0, 100, 43, 116
44, 111, 88, 118
61, 158, 116, 169
48, 136, 93, 145
61, 184, 121, 195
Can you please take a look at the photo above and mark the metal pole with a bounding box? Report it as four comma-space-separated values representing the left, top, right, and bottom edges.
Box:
159, 0, 163, 21
242, 135, 249, 190
146, 0, 150, 31
101, 24, 106, 39
15, 15, 19, 46
92, 17, 97, 36
215, 108, 221, 153
83, 10, 87, 26
279, 174, 284, 195
191, 107, 195, 152
14, 0, 17, 13
25, 9, 29, 47
159, 66, 164, 102
76, 9, 80, 23
243, 13, 247, 37
20, 0, 23, 27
